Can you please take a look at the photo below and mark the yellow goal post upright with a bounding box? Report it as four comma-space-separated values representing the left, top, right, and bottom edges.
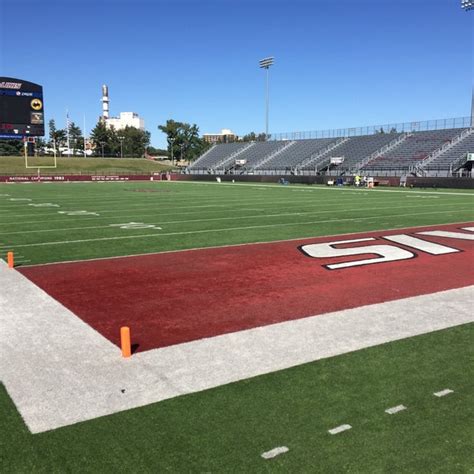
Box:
23, 137, 57, 171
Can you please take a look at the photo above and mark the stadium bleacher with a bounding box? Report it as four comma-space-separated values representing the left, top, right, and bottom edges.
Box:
188, 127, 473, 176
188, 142, 249, 170
258, 138, 336, 170
362, 129, 465, 171
422, 130, 474, 171
301, 133, 402, 171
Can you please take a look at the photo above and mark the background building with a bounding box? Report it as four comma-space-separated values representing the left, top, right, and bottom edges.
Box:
203, 128, 237, 143
106, 112, 145, 131
101, 84, 145, 131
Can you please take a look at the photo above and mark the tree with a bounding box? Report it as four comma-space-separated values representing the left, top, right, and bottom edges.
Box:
241, 132, 267, 142
48, 119, 66, 154
90, 120, 118, 157
147, 146, 168, 157
68, 122, 83, 155
158, 119, 209, 163
0, 140, 22, 156
118, 126, 150, 157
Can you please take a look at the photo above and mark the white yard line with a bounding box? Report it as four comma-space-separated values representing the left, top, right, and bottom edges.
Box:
16, 219, 474, 268
0, 194, 391, 220
0, 259, 472, 434
0, 202, 461, 235
4, 209, 472, 249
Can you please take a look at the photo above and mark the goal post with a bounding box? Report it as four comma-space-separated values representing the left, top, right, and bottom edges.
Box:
24, 138, 58, 169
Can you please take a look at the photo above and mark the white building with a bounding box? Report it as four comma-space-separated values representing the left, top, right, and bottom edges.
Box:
106, 112, 145, 131
203, 128, 237, 143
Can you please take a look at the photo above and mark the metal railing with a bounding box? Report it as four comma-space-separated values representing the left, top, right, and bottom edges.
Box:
270, 116, 471, 141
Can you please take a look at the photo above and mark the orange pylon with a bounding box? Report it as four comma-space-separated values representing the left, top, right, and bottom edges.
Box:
7, 251, 14, 268
120, 326, 131, 358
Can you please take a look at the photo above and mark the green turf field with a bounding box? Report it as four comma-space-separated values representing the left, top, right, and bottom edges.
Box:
1, 181, 473, 472
0, 156, 172, 175
1, 324, 472, 472
0, 181, 473, 265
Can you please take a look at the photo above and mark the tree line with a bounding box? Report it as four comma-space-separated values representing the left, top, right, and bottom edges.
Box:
0, 115, 270, 161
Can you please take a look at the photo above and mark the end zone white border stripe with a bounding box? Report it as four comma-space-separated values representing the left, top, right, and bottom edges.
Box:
0, 260, 472, 434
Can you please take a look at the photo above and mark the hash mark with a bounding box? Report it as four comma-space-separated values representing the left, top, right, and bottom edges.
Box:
385, 404, 407, 415
261, 446, 289, 459
434, 389, 453, 397
328, 424, 351, 435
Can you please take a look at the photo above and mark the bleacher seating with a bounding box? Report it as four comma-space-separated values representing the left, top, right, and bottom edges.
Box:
188, 127, 473, 175
258, 138, 336, 170
362, 129, 464, 171
230, 141, 286, 169
424, 130, 474, 170
301, 133, 401, 170
188, 142, 248, 169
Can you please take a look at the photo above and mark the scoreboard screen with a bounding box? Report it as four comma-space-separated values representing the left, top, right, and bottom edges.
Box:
0, 77, 45, 138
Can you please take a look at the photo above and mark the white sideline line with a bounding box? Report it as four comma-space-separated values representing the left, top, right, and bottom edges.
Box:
164, 180, 474, 196
0, 258, 472, 434
328, 424, 352, 435
4, 209, 472, 249
261, 446, 289, 459
433, 389, 454, 397
385, 405, 407, 415
2, 178, 474, 197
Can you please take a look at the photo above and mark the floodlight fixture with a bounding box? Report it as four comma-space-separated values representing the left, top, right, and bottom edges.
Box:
259, 57, 274, 69
461, 0, 473, 10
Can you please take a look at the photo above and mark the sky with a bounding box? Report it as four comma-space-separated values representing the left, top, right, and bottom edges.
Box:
0, 0, 472, 148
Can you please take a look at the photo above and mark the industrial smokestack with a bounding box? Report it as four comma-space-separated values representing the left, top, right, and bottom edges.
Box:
101, 84, 109, 120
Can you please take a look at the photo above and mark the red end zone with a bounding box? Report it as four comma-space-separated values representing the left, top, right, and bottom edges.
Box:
19, 223, 474, 352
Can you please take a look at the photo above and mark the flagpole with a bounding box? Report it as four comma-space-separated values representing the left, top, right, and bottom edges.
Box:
83, 114, 87, 158
66, 109, 70, 156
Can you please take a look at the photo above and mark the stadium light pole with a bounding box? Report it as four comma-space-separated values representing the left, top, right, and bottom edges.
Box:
259, 57, 274, 140
460, 1, 473, 125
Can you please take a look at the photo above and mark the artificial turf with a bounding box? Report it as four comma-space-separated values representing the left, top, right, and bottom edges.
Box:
0, 180, 473, 265
1, 180, 473, 472
1, 323, 472, 472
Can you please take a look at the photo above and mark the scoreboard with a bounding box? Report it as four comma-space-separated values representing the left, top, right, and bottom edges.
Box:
0, 77, 45, 138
